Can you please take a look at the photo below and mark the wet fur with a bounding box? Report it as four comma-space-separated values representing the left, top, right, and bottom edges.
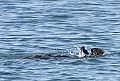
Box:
24, 46, 106, 59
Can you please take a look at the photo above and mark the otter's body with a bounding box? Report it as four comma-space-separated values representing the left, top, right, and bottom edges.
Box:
24, 46, 106, 59
24, 54, 72, 59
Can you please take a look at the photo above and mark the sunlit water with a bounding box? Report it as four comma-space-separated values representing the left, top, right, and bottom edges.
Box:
0, 0, 120, 81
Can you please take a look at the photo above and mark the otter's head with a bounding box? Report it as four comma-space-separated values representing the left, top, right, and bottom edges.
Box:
91, 48, 106, 56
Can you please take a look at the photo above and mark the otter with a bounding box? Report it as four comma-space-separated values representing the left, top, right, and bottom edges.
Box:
80, 46, 106, 57
24, 46, 106, 59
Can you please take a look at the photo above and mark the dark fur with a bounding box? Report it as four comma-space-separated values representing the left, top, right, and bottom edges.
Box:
24, 54, 71, 59
24, 47, 106, 59
91, 48, 106, 56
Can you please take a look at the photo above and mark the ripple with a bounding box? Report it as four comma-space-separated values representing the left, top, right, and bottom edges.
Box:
0, 71, 12, 75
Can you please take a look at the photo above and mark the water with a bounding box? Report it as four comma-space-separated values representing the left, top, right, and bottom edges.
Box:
0, 0, 120, 81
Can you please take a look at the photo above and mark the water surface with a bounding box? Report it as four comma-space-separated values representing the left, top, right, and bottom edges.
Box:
0, 0, 120, 81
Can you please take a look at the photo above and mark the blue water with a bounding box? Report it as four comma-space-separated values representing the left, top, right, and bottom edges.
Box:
0, 0, 120, 81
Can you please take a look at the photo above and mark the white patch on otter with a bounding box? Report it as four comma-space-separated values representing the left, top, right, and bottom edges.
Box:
74, 45, 85, 58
